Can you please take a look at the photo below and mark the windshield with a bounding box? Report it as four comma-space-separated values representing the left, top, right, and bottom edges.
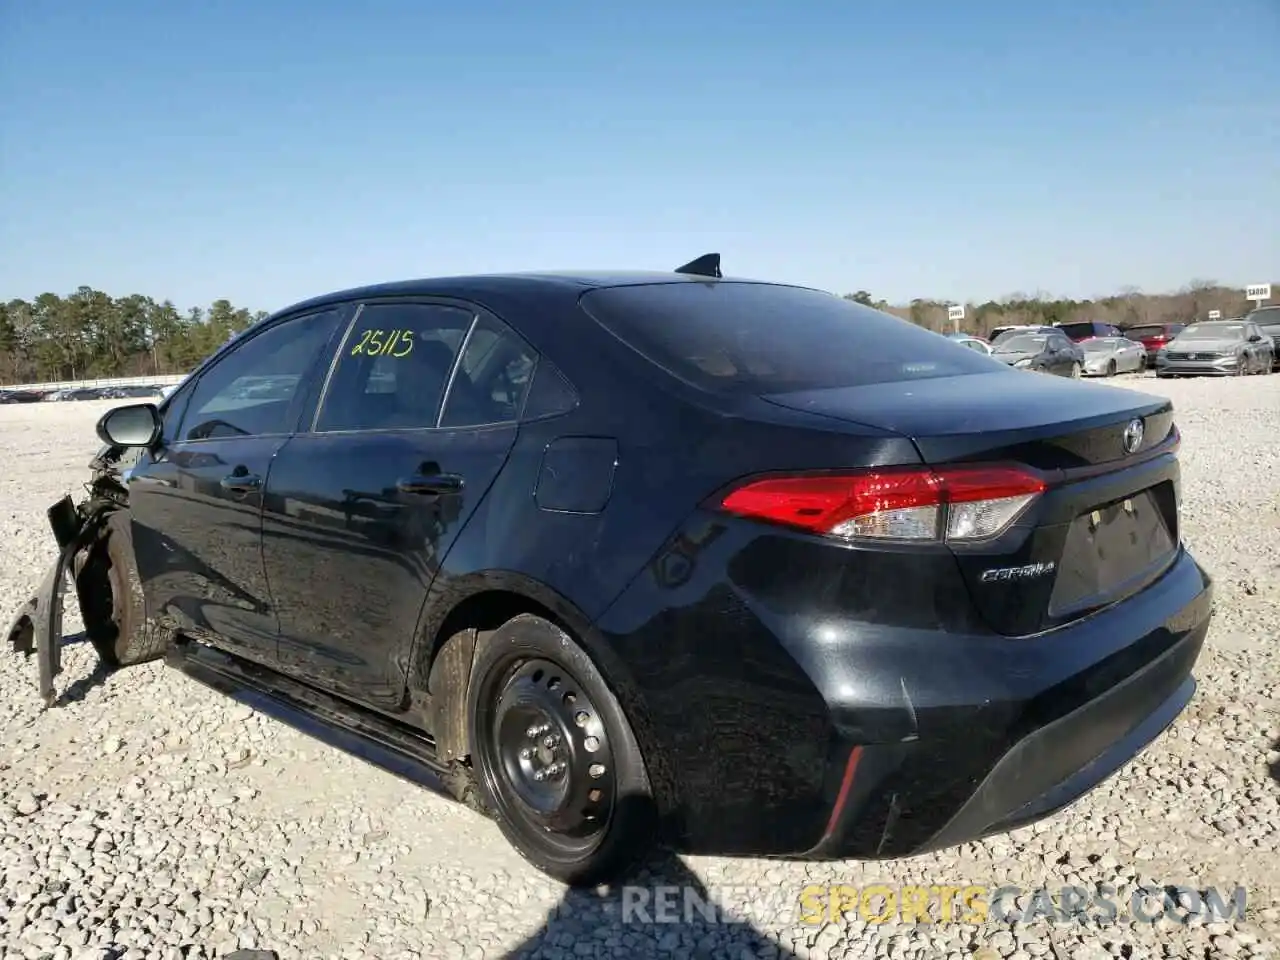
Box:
993, 334, 1047, 353
1082, 339, 1117, 352
1179, 323, 1244, 341
578, 281, 1001, 394
1056, 323, 1097, 339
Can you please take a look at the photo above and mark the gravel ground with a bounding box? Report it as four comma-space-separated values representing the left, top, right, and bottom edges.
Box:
2, 373, 1278, 960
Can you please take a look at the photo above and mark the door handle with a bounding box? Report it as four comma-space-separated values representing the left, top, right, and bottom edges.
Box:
220, 472, 262, 493
396, 473, 464, 496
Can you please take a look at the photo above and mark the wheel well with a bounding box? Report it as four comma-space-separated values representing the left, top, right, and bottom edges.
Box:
419, 586, 675, 820
422, 589, 573, 765
431, 590, 567, 659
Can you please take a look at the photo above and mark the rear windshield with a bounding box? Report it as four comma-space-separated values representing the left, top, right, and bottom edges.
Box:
1124, 325, 1166, 339
578, 281, 998, 394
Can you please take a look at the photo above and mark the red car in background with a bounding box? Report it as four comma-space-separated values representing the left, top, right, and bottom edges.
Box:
1122, 323, 1187, 364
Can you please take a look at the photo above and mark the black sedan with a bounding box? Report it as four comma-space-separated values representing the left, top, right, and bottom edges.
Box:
990, 329, 1087, 377
7, 256, 1213, 886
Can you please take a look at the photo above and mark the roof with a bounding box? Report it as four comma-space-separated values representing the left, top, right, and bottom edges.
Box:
272, 269, 786, 320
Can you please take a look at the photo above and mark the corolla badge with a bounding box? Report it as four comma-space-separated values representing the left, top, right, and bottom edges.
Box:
979, 561, 1056, 583
1122, 418, 1144, 455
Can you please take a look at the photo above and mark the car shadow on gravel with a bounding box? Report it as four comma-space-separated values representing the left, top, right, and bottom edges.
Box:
499, 810, 801, 958
1270, 737, 1280, 786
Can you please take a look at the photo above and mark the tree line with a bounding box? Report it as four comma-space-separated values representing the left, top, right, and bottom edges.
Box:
0, 288, 268, 384
2, 279, 1275, 384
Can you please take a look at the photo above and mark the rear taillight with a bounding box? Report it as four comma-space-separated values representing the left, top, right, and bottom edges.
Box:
716, 464, 1047, 543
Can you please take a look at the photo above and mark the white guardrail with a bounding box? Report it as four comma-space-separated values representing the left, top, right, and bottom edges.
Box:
0, 373, 188, 392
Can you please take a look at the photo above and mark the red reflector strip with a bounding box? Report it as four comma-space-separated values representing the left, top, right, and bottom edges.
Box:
822, 744, 864, 840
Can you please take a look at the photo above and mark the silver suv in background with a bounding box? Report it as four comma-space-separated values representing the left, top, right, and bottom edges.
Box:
1156, 319, 1274, 377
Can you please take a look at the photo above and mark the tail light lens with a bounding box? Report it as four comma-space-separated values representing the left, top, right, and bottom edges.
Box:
716, 464, 1047, 543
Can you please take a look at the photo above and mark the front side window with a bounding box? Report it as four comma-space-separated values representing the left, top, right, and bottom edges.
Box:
315, 302, 474, 432
178, 309, 342, 442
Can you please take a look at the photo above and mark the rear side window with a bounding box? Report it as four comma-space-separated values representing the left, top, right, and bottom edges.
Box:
579, 282, 998, 394
439, 315, 538, 427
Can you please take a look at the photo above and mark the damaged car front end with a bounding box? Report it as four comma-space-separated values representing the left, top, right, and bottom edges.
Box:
5, 444, 134, 707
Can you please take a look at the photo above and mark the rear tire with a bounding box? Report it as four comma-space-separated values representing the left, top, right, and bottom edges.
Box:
76, 511, 170, 668
467, 614, 656, 886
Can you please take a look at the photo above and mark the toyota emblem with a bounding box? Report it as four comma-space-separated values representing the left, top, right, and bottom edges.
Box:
1122, 418, 1144, 455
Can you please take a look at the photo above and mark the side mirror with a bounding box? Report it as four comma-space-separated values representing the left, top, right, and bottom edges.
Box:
96, 403, 162, 448
1249, 334, 1263, 342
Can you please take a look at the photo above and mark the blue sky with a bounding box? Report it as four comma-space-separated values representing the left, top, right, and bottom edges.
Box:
2, 0, 1277, 312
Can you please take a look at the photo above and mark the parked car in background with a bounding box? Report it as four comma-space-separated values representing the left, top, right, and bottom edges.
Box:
0, 389, 46, 404
1081, 336, 1147, 377
1122, 323, 1186, 364
1055, 321, 1123, 342
945, 332, 992, 354
1156, 319, 1273, 377
1245, 305, 1280, 370
991, 328, 1086, 377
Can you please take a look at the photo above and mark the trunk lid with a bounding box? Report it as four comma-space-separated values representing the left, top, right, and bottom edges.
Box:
762, 371, 1181, 636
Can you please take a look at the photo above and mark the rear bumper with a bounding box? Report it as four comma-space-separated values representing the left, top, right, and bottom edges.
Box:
596, 520, 1213, 859
806, 582, 1207, 859
813, 546, 1210, 858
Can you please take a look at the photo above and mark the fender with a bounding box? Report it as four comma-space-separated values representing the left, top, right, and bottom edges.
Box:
6, 444, 132, 707
5, 495, 116, 706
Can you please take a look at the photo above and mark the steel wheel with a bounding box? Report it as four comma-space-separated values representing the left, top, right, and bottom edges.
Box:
486, 658, 615, 851
467, 614, 655, 885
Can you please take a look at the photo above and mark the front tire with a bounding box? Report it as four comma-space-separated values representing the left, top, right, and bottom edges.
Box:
467, 614, 656, 886
1070, 362, 1082, 378
1106, 360, 1116, 377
